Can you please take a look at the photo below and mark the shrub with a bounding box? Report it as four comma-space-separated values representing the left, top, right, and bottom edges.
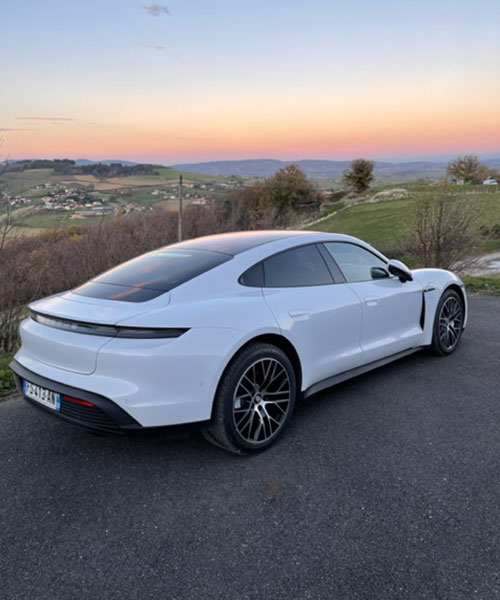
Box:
402, 195, 483, 270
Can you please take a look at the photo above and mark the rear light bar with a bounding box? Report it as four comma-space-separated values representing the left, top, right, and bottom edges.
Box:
31, 311, 189, 339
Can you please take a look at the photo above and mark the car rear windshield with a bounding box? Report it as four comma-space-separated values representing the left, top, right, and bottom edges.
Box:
72, 249, 231, 302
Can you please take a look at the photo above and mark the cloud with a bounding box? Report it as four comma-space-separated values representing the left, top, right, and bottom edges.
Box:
17, 116, 75, 121
142, 43, 166, 51
142, 3, 170, 16
0, 127, 33, 131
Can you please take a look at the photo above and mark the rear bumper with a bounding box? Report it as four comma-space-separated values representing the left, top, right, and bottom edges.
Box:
16, 319, 244, 427
10, 360, 206, 438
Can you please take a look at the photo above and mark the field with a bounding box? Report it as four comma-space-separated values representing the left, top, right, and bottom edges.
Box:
0, 166, 241, 230
312, 183, 500, 253
1, 169, 55, 195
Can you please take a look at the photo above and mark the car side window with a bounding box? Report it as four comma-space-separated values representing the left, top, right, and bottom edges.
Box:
324, 242, 389, 283
263, 245, 333, 287
239, 262, 264, 287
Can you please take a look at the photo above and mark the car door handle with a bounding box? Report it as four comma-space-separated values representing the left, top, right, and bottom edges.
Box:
289, 310, 309, 320
363, 296, 379, 306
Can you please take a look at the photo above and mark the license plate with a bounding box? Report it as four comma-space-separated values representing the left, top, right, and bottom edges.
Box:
23, 380, 61, 411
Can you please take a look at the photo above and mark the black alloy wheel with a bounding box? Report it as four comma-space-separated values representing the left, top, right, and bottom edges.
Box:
203, 343, 297, 453
431, 289, 464, 355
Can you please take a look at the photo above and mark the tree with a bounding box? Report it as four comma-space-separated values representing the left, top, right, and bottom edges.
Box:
0, 135, 13, 255
446, 155, 488, 184
342, 159, 374, 194
404, 195, 483, 269
258, 165, 320, 227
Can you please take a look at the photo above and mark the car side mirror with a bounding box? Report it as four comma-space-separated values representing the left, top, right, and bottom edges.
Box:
388, 259, 413, 283
370, 266, 390, 280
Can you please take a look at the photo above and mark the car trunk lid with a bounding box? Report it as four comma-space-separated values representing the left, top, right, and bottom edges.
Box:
23, 292, 169, 375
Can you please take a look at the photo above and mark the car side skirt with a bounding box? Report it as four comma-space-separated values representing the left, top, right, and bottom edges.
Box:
303, 347, 423, 398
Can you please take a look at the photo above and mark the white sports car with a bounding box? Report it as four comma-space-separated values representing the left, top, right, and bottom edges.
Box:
11, 230, 467, 453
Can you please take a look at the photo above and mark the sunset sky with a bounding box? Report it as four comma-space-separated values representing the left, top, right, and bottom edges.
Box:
2, 0, 500, 164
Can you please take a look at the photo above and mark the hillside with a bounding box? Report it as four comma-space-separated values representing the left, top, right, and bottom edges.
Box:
310, 182, 500, 257
0, 161, 242, 233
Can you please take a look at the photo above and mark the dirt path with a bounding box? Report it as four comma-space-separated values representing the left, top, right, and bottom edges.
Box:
460, 252, 500, 276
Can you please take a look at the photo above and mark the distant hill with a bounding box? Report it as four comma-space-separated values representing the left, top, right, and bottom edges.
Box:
172, 159, 447, 179
75, 159, 138, 166
174, 158, 500, 181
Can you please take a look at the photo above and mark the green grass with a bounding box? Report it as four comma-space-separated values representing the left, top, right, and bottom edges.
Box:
0, 169, 54, 195
0, 353, 15, 396
125, 187, 161, 205
312, 199, 414, 250
20, 210, 72, 228
155, 167, 233, 184
20, 210, 114, 229
116, 175, 167, 185
313, 184, 500, 253
462, 275, 500, 295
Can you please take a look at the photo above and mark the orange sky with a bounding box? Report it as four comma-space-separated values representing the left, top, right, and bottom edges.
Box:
2, 0, 499, 163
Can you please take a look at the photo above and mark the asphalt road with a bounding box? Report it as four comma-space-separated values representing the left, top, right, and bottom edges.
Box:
1, 295, 499, 600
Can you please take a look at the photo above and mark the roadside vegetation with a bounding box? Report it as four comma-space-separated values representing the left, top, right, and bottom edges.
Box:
0, 353, 14, 397
461, 275, 500, 295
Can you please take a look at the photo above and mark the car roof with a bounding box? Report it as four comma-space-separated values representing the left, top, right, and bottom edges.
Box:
167, 230, 312, 256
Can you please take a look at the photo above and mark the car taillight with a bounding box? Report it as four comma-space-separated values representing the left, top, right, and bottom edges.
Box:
31, 311, 189, 339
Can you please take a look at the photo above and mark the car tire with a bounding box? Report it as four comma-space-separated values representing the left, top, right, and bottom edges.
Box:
202, 342, 297, 454
430, 288, 465, 356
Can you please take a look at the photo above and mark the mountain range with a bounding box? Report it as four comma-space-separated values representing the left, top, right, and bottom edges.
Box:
173, 158, 500, 180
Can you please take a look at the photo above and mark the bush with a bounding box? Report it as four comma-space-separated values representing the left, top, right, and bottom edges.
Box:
402, 195, 483, 269
0, 353, 15, 396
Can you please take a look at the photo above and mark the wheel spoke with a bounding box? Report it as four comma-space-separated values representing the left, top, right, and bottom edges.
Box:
262, 406, 281, 429
260, 360, 274, 389
253, 415, 264, 441
239, 378, 254, 397
237, 407, 254, 431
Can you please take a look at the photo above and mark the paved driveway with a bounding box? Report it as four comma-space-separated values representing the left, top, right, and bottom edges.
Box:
1, 295, 499, 600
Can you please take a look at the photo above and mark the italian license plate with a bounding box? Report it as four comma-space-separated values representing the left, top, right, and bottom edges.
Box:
23, 380, 61, 411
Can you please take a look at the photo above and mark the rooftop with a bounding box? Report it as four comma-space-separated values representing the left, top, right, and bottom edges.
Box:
169, 230, 311, 255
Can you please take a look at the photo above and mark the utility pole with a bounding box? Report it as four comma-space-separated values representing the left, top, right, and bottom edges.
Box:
178, 174, 183, 242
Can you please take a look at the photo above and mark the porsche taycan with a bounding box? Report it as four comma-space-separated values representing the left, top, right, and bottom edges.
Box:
11, 230, 467, 453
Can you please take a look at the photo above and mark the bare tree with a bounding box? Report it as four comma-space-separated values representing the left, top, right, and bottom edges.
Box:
0, 135, 12, 254
446, 155, 489, 184
404, 195, 483, 270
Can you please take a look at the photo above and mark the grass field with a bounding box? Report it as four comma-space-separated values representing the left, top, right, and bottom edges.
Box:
1, 169, 54, 195
462, 275, 500, 295
19, 210, 114, 229
312, 183, 500, 253
156, 167, 234, 184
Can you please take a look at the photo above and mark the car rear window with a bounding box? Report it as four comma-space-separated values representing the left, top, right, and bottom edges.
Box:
73, 249, 231, 302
